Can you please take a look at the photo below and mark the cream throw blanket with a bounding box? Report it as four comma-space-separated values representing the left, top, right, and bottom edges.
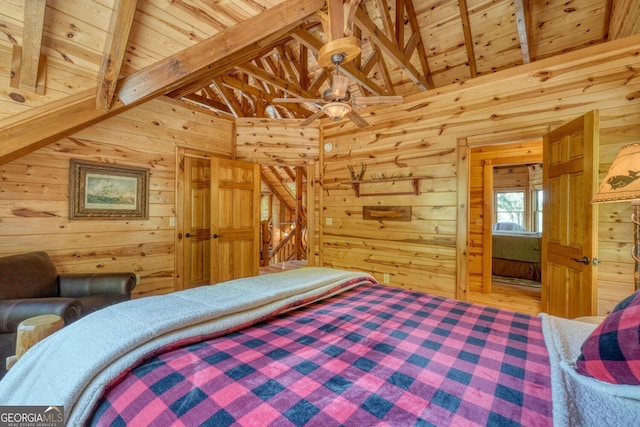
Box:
540, 313, 640, 426
0, 267, 373, 426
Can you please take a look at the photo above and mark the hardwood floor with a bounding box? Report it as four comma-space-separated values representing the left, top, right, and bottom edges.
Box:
469, 281, 541, 315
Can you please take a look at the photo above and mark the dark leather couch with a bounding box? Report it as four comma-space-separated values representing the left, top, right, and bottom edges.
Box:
0, 251, 136, 377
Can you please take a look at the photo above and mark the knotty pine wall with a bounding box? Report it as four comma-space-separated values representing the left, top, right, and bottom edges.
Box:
0, 97, 234, 298
321, 35, 640, 314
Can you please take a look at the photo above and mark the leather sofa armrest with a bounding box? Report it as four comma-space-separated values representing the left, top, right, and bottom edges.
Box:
0, 298, 82, 333
59, 273, 136, 298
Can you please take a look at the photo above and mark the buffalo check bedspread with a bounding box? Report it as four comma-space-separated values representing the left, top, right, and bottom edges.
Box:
90, 283, 552, 426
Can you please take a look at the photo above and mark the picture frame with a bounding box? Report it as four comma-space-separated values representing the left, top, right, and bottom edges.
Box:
69, 159, 149, 220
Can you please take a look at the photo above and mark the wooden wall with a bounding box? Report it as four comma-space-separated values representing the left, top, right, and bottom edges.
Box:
0, 97, 234, 297
321, 34, 640, 313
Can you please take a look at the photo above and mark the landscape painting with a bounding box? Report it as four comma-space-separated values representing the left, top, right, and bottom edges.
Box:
69, 159, 149, 220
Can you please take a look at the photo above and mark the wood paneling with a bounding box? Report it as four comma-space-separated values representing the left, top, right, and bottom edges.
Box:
0, 97, 234, 298
322, 35, 640, 314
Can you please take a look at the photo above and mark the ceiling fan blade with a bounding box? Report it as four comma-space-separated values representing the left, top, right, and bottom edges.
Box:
347, 110, 369, 128
300, 110, 325, 127
273, 97, 324, 104
352, 96, 404, 106
331, 75, 350, 98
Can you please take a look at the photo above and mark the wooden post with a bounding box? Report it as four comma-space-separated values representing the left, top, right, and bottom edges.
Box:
6, 314, 64, 371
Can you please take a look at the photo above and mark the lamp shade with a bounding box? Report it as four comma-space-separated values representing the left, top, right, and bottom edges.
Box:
323, 102, 352, 121
591, 143, 640, 203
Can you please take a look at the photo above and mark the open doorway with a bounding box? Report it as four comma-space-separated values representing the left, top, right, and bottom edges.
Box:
490, 163, 543, 292
466, 140, 543, 315
259, 165, 308, 273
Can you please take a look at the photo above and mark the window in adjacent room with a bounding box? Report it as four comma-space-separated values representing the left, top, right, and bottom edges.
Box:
494, 190, 526, 227
533, 189, 543, 232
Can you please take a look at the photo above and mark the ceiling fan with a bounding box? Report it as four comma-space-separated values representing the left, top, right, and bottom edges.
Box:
273, 52, 403, 128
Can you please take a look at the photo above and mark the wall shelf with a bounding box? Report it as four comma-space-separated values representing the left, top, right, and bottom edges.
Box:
347, 176, 425, 197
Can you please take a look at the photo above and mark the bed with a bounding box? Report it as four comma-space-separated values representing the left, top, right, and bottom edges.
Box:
492, 230, 542, 282
0, 267, 638, 426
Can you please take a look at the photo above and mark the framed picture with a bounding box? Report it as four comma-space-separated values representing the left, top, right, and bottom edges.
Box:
69, 159, 149, 220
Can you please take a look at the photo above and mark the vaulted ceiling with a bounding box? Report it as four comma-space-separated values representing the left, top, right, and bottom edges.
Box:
1, 0, 639, 158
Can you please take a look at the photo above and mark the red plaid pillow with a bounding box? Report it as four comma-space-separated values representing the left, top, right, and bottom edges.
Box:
575, 290, 640, 384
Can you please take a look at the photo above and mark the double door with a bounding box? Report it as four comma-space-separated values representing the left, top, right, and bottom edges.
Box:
179, 151, 260, 289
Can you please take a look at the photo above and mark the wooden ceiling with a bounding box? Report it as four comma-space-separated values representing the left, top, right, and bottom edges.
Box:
1, 0, 639, 131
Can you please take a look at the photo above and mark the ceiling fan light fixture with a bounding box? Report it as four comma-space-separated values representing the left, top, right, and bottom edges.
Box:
323, 102, 352, 121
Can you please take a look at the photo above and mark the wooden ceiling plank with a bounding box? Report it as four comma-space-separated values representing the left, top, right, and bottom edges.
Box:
0, 0, 325, 165
353, 6, 429, 91
404, 0, 435, 89
19, 0, 47, 92
458, 0, 478, 78
96, 0, 138, 112
116, 0, 325, 105
514, 0, 532, 64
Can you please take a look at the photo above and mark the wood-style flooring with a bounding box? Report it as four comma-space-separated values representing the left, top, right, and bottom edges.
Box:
468, 281, 541, 315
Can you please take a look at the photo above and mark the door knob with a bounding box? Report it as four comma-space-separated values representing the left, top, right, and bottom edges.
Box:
185, 233, 192, 238
571, 256, 590, 265
212, 233, 223, 239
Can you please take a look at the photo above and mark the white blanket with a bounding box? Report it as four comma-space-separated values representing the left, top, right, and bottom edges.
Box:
540, 313, 640, 426
0, 267, 373, 425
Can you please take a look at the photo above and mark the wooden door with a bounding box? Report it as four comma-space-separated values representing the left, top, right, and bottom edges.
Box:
211, 158, 260, 283
542, 111, 599, 318
183, 155, 212, 289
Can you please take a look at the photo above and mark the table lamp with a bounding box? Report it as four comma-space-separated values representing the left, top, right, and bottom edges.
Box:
591, 143, 640, 291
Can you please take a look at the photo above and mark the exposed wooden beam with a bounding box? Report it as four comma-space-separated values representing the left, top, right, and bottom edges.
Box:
602, 0, 614, 41
211, 78, 243, 117
182, 93, 233, 115
19, 0, 47, 93
220, 76, 314, 117
116, 0, 324, 105
395, 0, 405, 49
238, 62, 317, 99
328, 0, 345, 41
458, 0, 478, 77
96, 0, 138, 112
353, 6, 429, 90
375, 0, 396, 43
404, 0, 434, 89
299, 44, 309, 90
0, 0, 325, 165
514, 0, 532, 64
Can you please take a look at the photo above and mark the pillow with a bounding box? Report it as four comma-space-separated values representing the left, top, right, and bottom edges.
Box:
575, 290, 640, 384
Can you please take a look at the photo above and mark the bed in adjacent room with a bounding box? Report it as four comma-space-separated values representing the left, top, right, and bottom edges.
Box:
492, 230, 542, 282
0, 267, 638, 426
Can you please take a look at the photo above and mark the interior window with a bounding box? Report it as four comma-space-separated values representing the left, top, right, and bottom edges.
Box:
534, 189, 543, 232
494, 190, 526, 228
